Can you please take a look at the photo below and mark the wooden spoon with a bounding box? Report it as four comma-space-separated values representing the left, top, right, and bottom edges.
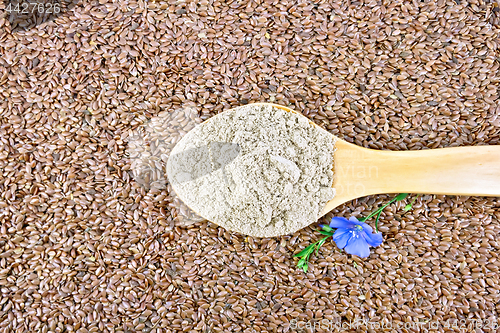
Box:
254, 103, 500, 217
168, 102, 500, 236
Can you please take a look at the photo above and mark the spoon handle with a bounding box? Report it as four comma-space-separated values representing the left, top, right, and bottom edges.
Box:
323, 140, 500, 215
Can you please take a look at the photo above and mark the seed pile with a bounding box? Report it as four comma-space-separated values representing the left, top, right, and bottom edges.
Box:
1, 0, 500, 332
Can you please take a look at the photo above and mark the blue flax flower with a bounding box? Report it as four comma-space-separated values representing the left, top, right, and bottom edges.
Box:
329, 216, 383, 258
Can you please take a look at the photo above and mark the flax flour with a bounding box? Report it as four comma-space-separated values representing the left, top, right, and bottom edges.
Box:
166, 104, 336, 237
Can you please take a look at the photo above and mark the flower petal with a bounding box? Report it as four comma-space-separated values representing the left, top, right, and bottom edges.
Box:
329, 217, 356, 229
361, 230, 383, 247
332, 228, 352, 249
344, 236, 370, 258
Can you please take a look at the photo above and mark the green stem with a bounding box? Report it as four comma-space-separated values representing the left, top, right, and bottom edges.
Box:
361, 193, 408, 231
312, 236, 329, 256
405, 194, 419, 211
361, 196, 398, 222
374, 209, 383, 233
295, 236, 330, 272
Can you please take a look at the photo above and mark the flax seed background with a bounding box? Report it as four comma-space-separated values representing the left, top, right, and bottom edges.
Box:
0, 0, 500, 332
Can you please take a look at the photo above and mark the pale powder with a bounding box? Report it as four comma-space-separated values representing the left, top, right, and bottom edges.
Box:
166, 104, 336, 237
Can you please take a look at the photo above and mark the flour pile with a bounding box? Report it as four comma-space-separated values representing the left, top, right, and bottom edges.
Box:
166, 104, 336, 237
